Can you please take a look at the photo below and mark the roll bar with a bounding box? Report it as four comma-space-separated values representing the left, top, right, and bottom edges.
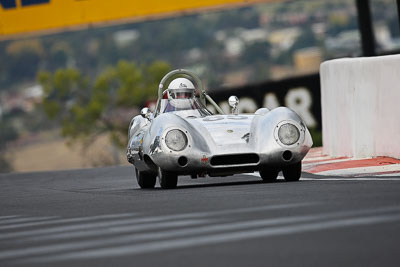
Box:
158, 69, 225, 115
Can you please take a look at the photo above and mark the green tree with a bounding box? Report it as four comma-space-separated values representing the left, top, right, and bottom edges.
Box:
39, 60, 170, 163
4, 39, 45, 88
292, 27, 318, 50
241, 41, 271, 64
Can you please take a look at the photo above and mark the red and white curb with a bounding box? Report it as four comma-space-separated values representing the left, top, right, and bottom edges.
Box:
303, 147, 400, 177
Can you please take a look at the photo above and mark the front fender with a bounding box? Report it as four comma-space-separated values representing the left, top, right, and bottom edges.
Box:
142, 113, 211, 170
252, 107, 313, 165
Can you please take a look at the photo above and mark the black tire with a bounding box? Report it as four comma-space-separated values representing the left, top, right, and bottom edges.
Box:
259, 167, 279, 182
282, 161, 302, 182
158, 167, 178, 189
135, 168, 157, 189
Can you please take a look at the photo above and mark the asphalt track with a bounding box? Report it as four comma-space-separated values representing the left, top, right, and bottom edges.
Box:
1, 166, 400, 267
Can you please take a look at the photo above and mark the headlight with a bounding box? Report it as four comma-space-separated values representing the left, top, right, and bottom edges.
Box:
278, 123, 300, 145
165, 129, 188, 151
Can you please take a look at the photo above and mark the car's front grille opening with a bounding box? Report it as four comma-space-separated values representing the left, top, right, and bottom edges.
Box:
210, 153, 259, 166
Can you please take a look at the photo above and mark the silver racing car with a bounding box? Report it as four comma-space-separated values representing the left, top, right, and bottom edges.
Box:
127, 69, 313, 189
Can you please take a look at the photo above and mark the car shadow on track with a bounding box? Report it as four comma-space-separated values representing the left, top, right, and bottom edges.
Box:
176, 180, 269, 190
133, 175, 293, 191
172, 172, 319, 190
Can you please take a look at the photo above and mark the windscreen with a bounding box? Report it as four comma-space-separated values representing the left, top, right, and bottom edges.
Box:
155, 98, 213, 118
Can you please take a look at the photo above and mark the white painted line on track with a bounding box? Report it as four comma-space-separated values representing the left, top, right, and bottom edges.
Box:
0, 215, 22, 220
4, 206, 400, 261
0, 220, 209, 260
245, 172, 400, 181
0, 203, 312, 240
26, 212, 400, 263
0, 216, 59, 227
27, 219, 212, 242
301, 177, 400, 181
316, 164, 400, 176
375, 173, 400, 177
0, 213, 136, 230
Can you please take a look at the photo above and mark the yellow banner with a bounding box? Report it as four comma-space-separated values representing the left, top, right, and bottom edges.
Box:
0, 0, 267, 38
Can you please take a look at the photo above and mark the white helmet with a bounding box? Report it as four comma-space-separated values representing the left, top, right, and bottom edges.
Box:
167, 78, 195, 99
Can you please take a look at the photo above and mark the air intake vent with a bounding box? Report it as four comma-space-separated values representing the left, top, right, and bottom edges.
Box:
210, 154, 259, 166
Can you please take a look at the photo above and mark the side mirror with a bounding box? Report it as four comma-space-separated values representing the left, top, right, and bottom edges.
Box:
140, 107, 153, 121
228, 96, 239, 115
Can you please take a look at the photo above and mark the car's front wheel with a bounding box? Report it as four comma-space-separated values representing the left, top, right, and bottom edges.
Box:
158, 167, 178, 189
135, 168, 157, 189
282, 161, 302, 182
259, 167, 279, 182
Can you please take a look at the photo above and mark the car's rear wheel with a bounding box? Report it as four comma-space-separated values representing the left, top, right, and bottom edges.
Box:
135, 167, 157, 189
259, 167, 279, 182
282, 161, 302, 182
158, 167, 178, 189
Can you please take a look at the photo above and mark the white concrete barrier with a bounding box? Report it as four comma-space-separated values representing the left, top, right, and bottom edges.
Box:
320, 55, 400, 159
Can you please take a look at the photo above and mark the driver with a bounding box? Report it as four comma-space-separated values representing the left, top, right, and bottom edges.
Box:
167, 78, 196, 99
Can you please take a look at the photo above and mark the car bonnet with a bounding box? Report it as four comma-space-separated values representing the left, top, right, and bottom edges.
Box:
186, 115, 254, 146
